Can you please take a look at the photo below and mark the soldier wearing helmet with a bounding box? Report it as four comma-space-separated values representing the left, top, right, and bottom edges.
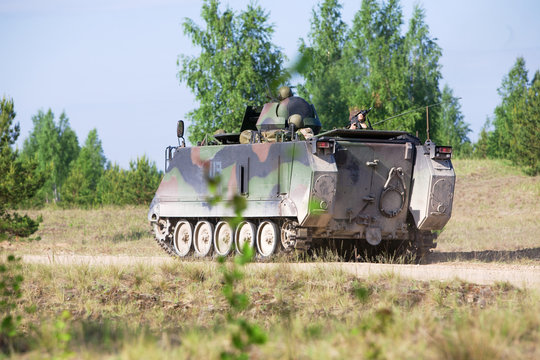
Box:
348, 107, 368, 129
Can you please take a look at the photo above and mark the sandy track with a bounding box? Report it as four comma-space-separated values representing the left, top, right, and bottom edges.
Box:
21, 254, 540, 290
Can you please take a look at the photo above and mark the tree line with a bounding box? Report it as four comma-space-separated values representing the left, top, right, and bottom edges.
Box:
475, 57, 540, 175
20, 107, 162, 207
180, 0, 539, 169
180, 0, 472, 155
0, 97, 162, 238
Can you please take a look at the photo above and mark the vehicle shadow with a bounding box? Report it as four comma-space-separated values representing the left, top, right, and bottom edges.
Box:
425, 247, 540, 264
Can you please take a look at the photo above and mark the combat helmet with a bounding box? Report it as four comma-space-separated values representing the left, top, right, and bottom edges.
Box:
256, 86, 322, 135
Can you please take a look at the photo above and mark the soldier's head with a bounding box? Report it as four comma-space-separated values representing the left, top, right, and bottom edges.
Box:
349, 106, 365, 123
349, 107, 360, 122
278, 86, 293, 101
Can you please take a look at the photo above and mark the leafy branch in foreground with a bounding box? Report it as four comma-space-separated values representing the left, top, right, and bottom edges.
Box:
205, 167, 266, 358
218, 244, 267, 360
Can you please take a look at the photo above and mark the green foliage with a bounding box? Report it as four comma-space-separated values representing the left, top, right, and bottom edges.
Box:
489, 57, 529, 159
0, 97, 44, 240
342, 0, 411, 129
0, 98, 19, 149
179, 0, 287, 143
218, 244, 267, 360
0, 151, 44, 210
403, 4, 443, 136
0, 255, 23, 352
0, 210, 42, 240
435, 85, 472, 156
21, 109, 79, 204
298, 0, 349, 130
299, 0, 469, 146
38, 310, 73, 359
124, 156, 162, 205
181, 0, 470, 146
513, 71, 540, 175
62, 129, 106, 206
478, 57, 540, 174
204, 165, 266, 358
15, 104, 162, 207
97, 163, 128, 205
97, 156, 162, 206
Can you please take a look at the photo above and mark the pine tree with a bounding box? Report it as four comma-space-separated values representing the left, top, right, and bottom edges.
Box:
96, 163, 128, 205
57, 113, 80, 192
514, 71, 540, 174
0, 97, 44, 239
435, 85, 471, 155
62, 129, 105, 206
473, 121, 492, 159
179, 0, 287, 143
96, 157, 162, 206
124, 156, 162, 205
489, 57, 529, 159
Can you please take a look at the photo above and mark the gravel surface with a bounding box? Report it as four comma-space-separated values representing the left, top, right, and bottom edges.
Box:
22, 254, 540, 290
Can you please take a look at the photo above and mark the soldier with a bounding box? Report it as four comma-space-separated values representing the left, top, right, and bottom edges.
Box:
348, 108, 368, 129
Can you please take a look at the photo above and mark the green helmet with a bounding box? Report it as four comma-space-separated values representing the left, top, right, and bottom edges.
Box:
256, 95, 322, 135
278, 86, 293, 101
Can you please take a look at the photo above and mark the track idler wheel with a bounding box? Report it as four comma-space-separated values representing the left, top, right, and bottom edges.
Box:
153, 218, 170, 242
280, 220, 297, 252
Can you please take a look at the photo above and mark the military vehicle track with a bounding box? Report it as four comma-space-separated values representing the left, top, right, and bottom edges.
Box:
152, 218, 313, 259
151, 218, 435, 261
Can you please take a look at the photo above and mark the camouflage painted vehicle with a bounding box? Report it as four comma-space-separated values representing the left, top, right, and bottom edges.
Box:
148, 89, 455, 259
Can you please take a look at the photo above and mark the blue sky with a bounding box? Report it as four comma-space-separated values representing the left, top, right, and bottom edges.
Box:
1, 0, 539, 170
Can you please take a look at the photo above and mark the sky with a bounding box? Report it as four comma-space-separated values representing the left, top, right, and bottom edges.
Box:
1, 0, 540, 170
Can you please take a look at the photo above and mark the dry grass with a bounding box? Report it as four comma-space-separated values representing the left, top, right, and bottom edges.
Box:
3, 206, 161, 256
4, 262, 538, 359
435, 159, 540, 263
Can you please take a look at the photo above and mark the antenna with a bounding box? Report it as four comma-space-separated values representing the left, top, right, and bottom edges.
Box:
426, 105, 430, 141
372, 97, 461, 128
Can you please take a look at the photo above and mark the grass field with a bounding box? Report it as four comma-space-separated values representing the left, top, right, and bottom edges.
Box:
434, 159, 540, 264
1, 159, 539, 358
1, 261, 537, 359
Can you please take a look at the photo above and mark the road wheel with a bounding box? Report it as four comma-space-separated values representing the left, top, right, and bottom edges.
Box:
172, 220, 193, 257
256, 221, 279, 258
193, 221, 214, 257
214, 221, 234, 256
235, 221, 256, 255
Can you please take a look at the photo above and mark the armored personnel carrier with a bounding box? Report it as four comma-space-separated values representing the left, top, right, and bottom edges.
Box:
148, 89, 455, 259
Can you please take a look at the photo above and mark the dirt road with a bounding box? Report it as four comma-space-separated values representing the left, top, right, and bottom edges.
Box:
21, 254, 540, 290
